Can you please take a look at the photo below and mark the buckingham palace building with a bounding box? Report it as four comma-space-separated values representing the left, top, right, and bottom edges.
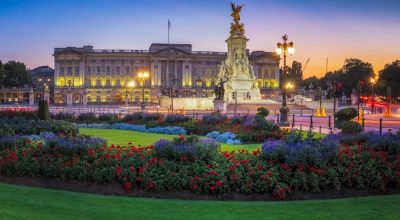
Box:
53, 43, 280, 105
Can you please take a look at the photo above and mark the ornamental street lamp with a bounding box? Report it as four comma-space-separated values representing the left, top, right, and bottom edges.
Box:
128, 81, 135, 106
137, 71, 149, 110
370, 77, 376, 114
276, 34, 295, 126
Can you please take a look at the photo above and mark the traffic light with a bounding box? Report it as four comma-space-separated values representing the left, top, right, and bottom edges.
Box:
164, 87, 170, 97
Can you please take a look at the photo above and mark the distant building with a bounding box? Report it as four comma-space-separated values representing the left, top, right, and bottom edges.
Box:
29, 66, 54, 102
53, 44, 279, 105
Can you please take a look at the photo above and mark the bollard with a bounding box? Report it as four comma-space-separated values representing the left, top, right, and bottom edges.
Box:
277, 114, 280, 123
362, 117, 365, 131
379, 118, 383, 135
310, 115, 313, 130
319, 125, 322, 133
300, 109, 303, 116
328, 115, 331, 129
292, 114, 295, 128
196, 113, 198, 120
300, 124, 302, 131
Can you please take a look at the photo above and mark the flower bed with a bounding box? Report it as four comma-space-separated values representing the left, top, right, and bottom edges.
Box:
0, 132, 399, 200
206, 131, 241, 145
78, 123, 186, 135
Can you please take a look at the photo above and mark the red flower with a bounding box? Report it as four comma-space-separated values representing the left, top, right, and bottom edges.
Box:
256, 165, 263, 170
123, 181, 133, 192
147, 181, 154, 189
192, 184, 198, 190
207, 164, 212, 168
139, 167, 145, 173
129, 166, 135, 173
266, 171, 273, 177
209, 185, 216, 191
150, 157, 158, 164
231, 173, 237, 180
280, 163, 289, 171
115, 166, 122, 177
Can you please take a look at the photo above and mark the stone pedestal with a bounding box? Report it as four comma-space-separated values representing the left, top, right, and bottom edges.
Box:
218, 25, 261, 104
213, 100, 227, 114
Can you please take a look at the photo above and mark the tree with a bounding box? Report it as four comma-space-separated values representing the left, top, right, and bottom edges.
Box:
377, 60, 400, 101
290, 61, 303, 88
340, 58, 374, 96
301, 76, 320, 89
0, 60, 4, 86
3, 61, 31, 87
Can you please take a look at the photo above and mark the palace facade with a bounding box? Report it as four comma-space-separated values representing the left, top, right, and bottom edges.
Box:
53, 44, 279, 105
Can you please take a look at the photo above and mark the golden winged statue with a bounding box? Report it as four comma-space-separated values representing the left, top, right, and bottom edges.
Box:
231, 2, 245, 23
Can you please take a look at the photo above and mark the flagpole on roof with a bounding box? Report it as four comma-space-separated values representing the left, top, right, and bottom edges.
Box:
168, 19, 171, 44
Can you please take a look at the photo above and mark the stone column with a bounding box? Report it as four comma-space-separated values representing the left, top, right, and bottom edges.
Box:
29, 88, 34, 106
66, 92, 73, 107
82, 91, 88, 106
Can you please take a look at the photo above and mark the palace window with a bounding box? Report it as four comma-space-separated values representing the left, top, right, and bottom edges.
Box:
67, 67, 72, 75
126, 66, 130, 74
75, 66, 79, 76
106, 67, 110, 74
97, 67, 101, 75
116, 66, 120, 75
60, 67, 65, 75
87, 66, 91, 74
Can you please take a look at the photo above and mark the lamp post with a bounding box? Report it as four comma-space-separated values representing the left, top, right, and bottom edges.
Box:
128, 81, 135, 106
276, 34, 295, 126
357, 80, 365, 121
137, 71, 149, 111
370, 77, 376, 114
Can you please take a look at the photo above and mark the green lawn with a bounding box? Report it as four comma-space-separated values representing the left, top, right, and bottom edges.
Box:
0, 183, 399, 220
79, 128, 262, 152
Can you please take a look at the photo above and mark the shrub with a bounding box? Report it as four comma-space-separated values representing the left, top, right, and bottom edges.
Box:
336, 121, 362, 134
257, 107, 269, 117
0, 110, 37, 120
0, 119, 78, 137
123, 112, 145, 124
44, 135, 107, 150
97, 114, 117, 122
154, 136, 219, 161
164, 114, 191, 124
0, 124, 14, 136
201, 113, 226, 125
38, 100, 50, 120
366, 132, 400, 156
334, 107, 358, 121
262, 135, 338, 166
77, 112, 96, 123
51, 112, 75, 121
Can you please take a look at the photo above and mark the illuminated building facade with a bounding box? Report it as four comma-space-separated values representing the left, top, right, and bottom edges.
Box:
53, 44, 279, 105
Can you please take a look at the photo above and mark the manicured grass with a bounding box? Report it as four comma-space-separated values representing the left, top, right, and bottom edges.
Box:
79, 128, 261, 152
0, 183, 399, 220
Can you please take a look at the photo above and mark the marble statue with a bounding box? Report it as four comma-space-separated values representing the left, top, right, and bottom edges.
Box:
217, 2, 261, 103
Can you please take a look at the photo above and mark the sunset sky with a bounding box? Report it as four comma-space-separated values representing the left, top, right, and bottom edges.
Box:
0, 0, 399, 78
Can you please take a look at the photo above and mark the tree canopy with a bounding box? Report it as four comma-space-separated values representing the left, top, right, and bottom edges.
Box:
0, 60, 5, 86
2, 61, 31, 87
302, 58, 374, 96
377, 60, 400, 100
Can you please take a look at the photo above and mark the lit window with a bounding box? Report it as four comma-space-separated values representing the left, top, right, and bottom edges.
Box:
38, 78, 42, 82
